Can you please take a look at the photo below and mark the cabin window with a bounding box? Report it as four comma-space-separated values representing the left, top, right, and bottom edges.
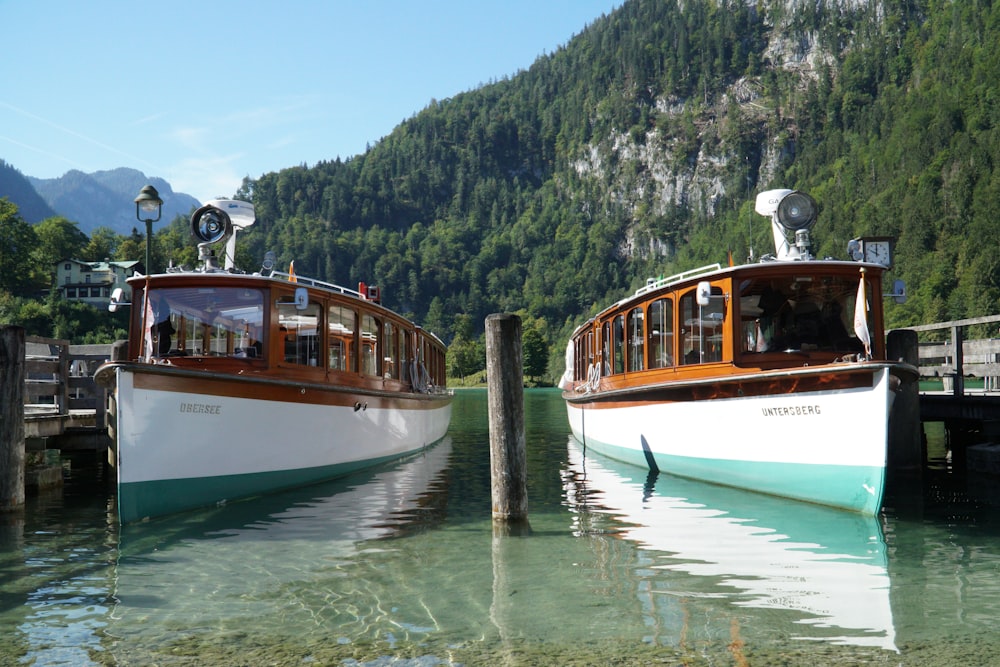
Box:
401, 330, 412, 384
574, 330, 594, 381
601, 321, 611, 375
739, 275, 868, 354
648, 298, 673, 368
413, 333, 440, 388
140, 286, 265, 360
679, 286, 724, 365
278, 297, 321, 366
586, 331, 595, 378
384, 321, 399, 379
328, 304, 357, 372
572, 336, 583, 381
627, 307, 644, 372
612, 314, 625, 374
361, 314, 381, 376
429, 336, 446, 386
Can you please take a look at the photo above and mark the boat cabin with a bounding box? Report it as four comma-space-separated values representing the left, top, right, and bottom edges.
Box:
124, 273, 447, 393
568, 262, 885, 387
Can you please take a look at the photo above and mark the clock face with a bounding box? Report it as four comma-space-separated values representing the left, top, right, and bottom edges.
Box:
864, 241, 891, 266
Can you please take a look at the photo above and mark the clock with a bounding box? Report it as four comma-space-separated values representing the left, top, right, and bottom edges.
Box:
859, 237, 894, 268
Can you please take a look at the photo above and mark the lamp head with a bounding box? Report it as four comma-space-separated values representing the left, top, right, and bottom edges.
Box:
191, 204, 234, 245
134, 185, 163, 223
755, 189, 818, 261
190, 199, 256, 271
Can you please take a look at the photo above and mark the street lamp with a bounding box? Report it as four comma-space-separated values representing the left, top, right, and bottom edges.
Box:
134, 185, 163, 274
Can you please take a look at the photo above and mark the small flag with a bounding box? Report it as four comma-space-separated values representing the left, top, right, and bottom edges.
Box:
143, 293, 154, 360
854, 273, 871, 357
288, 260, 297, 283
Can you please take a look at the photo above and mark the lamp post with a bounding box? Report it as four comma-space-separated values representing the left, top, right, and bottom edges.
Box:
134, 185, 163, 274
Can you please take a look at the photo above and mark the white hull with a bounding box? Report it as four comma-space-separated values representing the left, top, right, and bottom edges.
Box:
566, 366, 895, 513
112, 367, 451, 522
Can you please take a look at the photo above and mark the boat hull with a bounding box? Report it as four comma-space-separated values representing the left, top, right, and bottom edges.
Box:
565, 365, 896, 514
111, 366, 452, 523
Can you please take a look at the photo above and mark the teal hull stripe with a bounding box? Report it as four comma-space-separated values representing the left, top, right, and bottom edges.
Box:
119, 451, 419, 524
585, 440, 885, 515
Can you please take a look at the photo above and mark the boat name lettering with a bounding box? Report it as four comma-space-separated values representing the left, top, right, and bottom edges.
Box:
180, 402, 222, 415
760, 405, 821, 417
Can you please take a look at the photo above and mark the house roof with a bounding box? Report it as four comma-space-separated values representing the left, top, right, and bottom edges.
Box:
58, 259, 141, 270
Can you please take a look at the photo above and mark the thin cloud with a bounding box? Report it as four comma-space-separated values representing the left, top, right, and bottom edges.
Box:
0, 100, 162, 173
0, 133, 85, 171
131, 111, 168, 126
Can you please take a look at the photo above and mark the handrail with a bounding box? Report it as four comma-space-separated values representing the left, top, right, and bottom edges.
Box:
633, 264, 722, 297
901, 314, 1000, 333
268, 270, 364, 299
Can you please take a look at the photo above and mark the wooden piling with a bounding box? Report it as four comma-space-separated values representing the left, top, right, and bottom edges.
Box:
486, 314, 530, 533
887, 328, 923, 477
0, 326, 26, 513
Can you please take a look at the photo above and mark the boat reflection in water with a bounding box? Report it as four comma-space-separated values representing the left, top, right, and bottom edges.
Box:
107, 438, 453, 657
566, 438, 896, 651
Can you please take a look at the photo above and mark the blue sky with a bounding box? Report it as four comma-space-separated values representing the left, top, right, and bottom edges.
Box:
1, 1, 622, 203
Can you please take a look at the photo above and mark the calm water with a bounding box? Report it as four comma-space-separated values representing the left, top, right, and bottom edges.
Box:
3, 389, 1000, 666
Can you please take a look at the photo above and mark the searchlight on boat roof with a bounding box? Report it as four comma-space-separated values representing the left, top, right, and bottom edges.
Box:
755, 189, 817, 262
191, 199, 256, 272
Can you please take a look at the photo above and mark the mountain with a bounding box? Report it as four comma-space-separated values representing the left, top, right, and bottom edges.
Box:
0, 160, 57, 223
27, 168, 200, 235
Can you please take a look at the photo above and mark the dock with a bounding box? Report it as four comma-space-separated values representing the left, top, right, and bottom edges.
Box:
21, 337, 112, 492
903, 314, 1000, 471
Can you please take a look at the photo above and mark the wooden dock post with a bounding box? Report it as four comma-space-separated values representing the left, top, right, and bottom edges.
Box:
887, 329, 923, 478
486, 314, 530, 535
0, 326, 26, 514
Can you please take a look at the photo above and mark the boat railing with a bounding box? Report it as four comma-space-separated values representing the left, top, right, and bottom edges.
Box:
634, 263, 723, 297
268, 270, 364, 299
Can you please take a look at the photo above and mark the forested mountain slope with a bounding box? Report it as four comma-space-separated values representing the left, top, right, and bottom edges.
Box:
218, 0, 999, 378
0, 160, 56, 223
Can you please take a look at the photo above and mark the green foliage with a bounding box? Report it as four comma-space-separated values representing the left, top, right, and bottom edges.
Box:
0, 197, 42, 295
522, 325, 549, 381
32, 216, 89, 279
0, 288, 127, 342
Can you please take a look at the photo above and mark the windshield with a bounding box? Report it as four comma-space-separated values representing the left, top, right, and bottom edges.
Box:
142, 286, 265, 360
739, 274, 870, 355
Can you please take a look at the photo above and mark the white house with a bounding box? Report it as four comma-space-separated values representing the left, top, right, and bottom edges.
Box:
55, 259, 141, 307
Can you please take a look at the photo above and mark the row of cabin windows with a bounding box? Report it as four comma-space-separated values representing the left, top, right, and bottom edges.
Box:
276, 297, 445, 386
576, 286, 725, 379
142, 286, 445, 387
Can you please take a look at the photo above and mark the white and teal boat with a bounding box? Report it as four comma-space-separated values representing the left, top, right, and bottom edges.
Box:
96, 199, 452, 523
560, 189, 917, 515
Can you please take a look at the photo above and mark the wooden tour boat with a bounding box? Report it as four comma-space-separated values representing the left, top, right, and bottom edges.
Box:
560, 189, 917, 515
96, 199, 452, 523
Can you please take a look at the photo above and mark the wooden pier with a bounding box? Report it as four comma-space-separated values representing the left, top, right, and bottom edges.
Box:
903, 315, 1000, 470
20, 337, 112, 492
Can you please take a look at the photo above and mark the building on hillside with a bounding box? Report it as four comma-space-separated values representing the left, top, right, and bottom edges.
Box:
56, 259, 141, 307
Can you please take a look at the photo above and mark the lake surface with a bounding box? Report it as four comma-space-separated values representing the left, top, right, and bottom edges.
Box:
3, 388, 1000, 666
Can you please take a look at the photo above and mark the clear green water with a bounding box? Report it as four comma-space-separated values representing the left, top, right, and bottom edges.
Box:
3, 389, 1000, 666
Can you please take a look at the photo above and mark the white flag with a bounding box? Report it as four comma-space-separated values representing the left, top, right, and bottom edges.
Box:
854, 275, 871, 357
143, 293, 154, 361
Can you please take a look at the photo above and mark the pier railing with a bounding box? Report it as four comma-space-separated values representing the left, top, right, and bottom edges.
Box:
24, 337, 70, 416
24, 337, 110, 441
900, 314, 1000, 395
